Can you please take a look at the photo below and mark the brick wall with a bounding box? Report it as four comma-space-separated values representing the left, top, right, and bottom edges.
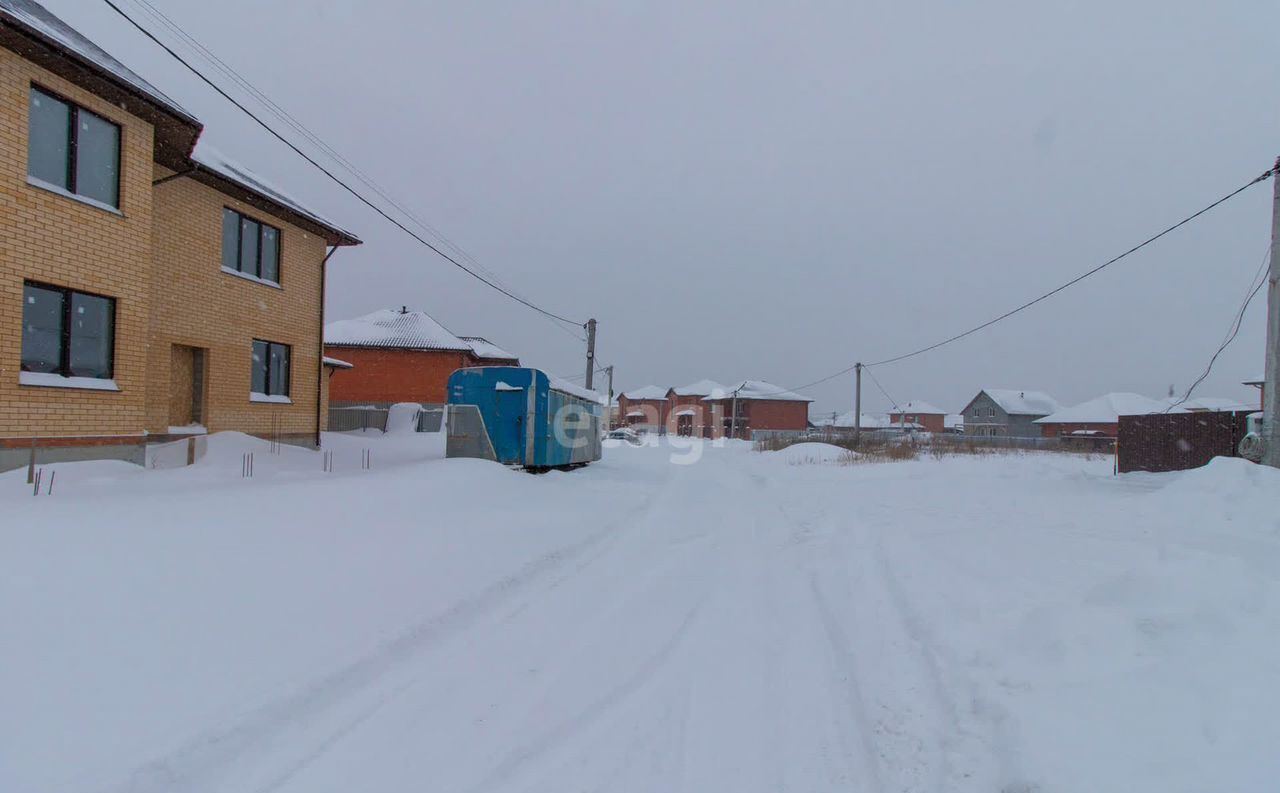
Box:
888, 412, 946, 433
0, 48, 155, 439
147, 167, 327, 441
324, 347, 473, 405
616, 394, 667, 428
665, 391, 720, 437
743, 399, 809, 432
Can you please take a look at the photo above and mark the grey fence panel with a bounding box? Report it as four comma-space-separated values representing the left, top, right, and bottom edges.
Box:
327, 407, 390, 433
446, 405, 498, 462
416, 405, 446, 432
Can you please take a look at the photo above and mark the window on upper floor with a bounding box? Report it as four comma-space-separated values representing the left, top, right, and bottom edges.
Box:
21, 281, 115, 379
28, 87, 121, 209
222, 208, 281, 284
251, 339, 290, 397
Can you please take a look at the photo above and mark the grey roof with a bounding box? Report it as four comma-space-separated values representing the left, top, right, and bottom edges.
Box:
0, 0, 196, 125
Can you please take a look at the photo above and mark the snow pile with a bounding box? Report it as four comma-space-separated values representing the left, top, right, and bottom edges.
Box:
768, 442, 852, 464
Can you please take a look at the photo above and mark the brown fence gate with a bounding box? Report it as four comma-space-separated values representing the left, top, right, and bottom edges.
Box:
1117, 410, 1254, 473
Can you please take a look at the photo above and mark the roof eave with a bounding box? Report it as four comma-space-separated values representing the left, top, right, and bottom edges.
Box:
0, 16, 202, 164
189, 164, 361, 247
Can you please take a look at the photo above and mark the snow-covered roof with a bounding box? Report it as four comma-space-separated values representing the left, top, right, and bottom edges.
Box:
889, 400, 947, 415
326, 309, 473, 351
321, 356, 353, 369
548, 376, 605, 405
1243, 374, 1264, 385
946, 414, 964, 428
812, 412, 889, 428
1167, 396, 1255, 412
458, 336, 518, 362
1034, 393, 1167, 424
621, 385, 668, 401
0, 0, 196, 125
625, 409, 647, 418
670, 379, 727, 397
706, 380, 813, 402
672, 407, 698, 416
191, 143, 359, 244
976, 389, 1062, 416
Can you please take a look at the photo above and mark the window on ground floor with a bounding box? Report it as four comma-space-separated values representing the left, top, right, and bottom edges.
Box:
251, 339, 290, 397
21, 281, 116, 378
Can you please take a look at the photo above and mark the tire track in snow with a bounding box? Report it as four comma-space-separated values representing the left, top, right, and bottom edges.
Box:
463, 603, 704, 793
809, 573, 886, 793
109, 482, 672, 793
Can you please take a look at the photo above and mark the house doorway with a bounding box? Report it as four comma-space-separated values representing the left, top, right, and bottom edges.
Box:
676, 413, 693, 436
169, 345, 207, 429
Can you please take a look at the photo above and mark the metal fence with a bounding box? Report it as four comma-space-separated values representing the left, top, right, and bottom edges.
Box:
327, 406, 390, 433
416, 405, 446, 433
1117, 410, 1253, 473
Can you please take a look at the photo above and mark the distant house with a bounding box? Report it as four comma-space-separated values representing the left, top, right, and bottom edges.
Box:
887, 400, 947, 433
323, 307, 518, 405
616, 385, 668, 431
945, 414, 965, 433
961, 389, 1061, 438
813, 412, 890, 430
702, 380, 812, 440
665, 379, 727, 437
1034, 393, 1167, 438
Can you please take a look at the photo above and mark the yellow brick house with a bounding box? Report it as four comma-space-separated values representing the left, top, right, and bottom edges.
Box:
0, 0, 360, 471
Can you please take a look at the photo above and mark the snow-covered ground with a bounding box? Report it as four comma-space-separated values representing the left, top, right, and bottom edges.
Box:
3, 433, 1278, 793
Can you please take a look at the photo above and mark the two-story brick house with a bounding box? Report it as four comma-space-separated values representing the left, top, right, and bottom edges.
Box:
702, 380, 812, 440
616, 385, 668, 432
665, 379, 726, 437
0, 0, 360, 471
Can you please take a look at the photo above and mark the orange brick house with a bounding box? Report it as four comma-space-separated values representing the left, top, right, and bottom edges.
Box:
323, 308, 518, 405
665, 379, 726, 437
0, 0, 361, 471
887, 400, 947, 433
701, 380, 812, 440
615, 385, 668, 432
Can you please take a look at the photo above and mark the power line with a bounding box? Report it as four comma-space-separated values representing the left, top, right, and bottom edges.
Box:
121, 0, 588, 347
101, 0, 586, 328
745, 165, 1275, 401
865, 167, 1275, 368
1165, 251, 1270, 412
864, 368, 899, 411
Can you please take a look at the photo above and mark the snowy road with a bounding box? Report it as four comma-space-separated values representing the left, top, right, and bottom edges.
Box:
4, 437, 1280, 792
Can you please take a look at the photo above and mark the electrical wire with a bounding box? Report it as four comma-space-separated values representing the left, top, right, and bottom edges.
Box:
121, 0, 589, 347
101, 0, 586, 328
1164, 251, 1270, 412
864, 168, 1275, 368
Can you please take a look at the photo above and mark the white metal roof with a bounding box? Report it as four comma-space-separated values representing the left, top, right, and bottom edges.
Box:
458, 336, 519, 362
326, 309, 474, 352
670, 379, 728, 397
621, 385, 668, 401
890, 400, 947, 415
705, 380, 813, 402
1034, 393, 1167, 424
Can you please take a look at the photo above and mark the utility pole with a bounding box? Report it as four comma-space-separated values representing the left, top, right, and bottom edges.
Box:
605, 365, 614, 405
584, 318, 597, 390
729, 386, 740, 441
1262, 158, 1280, 468
854, 363, 863, 444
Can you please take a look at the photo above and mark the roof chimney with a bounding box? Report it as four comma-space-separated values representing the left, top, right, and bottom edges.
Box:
400, 306, 408, 314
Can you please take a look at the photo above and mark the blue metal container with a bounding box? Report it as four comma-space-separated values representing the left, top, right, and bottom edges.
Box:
446, 367, 603, 469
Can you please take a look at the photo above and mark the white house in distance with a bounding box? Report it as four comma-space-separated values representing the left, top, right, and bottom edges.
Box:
1034, 392, 1169, 438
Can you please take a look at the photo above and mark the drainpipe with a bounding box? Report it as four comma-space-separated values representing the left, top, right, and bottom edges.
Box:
316, 245, 339, 448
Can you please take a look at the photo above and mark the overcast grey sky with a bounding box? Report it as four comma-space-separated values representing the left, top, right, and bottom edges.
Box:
52, 0, 1280, 414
